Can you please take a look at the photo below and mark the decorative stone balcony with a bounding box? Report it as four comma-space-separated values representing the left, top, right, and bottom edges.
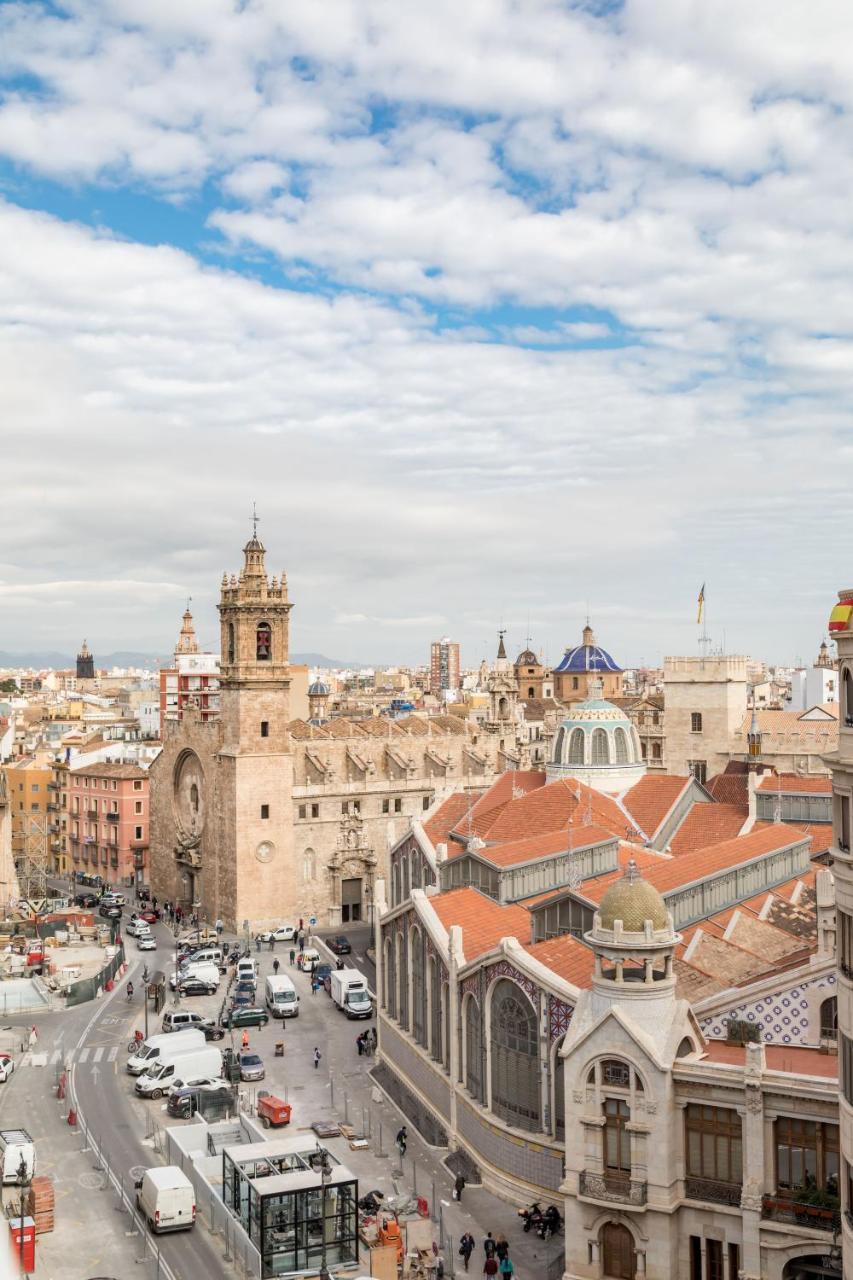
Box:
579, 1171, 647, 1207
762, 1194, 840, 1233
684, 1176, 742, 1207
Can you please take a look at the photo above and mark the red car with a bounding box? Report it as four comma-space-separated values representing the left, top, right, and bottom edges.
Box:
138, 909, 161, 924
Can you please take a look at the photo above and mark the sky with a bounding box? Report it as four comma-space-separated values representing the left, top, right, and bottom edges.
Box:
1, 0, 852, 669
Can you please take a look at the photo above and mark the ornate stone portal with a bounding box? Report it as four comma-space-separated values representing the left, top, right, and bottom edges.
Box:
327, 814, 376, 926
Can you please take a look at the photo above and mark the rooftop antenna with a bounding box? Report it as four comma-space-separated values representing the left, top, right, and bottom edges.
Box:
252, 501, 260, 538
698, 582, 711, 658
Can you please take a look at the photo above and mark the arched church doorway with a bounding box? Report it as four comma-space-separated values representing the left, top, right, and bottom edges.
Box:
341, 877, 362, 923
600, 1222, 635, 1279
783, 1256, 842, 1280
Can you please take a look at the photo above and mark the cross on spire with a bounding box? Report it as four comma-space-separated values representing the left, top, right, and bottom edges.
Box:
252, 501, 260, 538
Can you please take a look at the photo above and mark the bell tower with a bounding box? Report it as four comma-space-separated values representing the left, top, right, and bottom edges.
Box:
218, 525, 293, 754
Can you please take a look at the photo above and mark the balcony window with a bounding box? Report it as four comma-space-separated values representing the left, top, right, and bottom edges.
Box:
603, 1098, 630, 1176
685, 1104, 742, 1190
774, 1117, 838, 1198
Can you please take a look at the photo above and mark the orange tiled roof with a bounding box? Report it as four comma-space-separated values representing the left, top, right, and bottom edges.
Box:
423, 793, 476, 848
522, 936, 595, 987
622, 775, 691, 838
756, 774, 832, 794
475, 778, 633, 845
752, 820, 832, 856
705, 772, 749, 808
456, 771, 546, 839
429, 887, 532, 959
476, 826, 615, 869
668, 804, 746, 856
580, 824, 808, 905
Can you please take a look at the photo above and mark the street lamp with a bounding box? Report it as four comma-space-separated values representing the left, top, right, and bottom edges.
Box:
318, 1149, 332, 1280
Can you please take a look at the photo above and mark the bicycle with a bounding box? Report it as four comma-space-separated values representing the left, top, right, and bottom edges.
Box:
127, 1033, 143, 1053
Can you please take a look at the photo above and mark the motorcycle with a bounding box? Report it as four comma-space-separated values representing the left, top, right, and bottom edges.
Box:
517, 1202, 543, 1233
537, 1205, 563, 1239
358, 1190, 385, 1215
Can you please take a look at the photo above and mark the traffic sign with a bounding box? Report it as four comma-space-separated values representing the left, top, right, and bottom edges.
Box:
309, 915, 317, 927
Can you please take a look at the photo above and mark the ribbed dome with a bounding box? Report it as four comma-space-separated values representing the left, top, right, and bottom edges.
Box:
309, 680, 330, 696
599, 862, 668, 931
515, 648, 538, 666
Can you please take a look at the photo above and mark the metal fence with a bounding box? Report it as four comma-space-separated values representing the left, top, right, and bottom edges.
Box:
65, 943, 125, 1007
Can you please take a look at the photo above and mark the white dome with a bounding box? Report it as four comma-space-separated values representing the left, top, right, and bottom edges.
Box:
546, 689, 645, 793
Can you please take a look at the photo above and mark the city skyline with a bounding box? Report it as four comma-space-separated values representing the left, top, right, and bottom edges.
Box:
2, 4, 852, 664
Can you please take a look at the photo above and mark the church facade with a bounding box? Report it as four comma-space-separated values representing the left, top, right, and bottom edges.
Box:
148, 533, 506, 930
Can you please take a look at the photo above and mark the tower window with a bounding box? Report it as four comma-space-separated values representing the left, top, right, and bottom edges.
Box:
691, 712, 703, 732
260, 721, 269, 738
260, 804, 269, 819
572, 676, 579, 690
256, 621, 272, 661
227, 622, 235, 665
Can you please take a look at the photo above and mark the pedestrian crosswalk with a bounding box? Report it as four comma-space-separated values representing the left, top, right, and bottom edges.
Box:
28, 1045, 121, 1068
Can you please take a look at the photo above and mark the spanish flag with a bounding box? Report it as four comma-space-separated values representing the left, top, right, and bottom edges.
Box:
697, 583, 705, 625
829, 601, 853, 633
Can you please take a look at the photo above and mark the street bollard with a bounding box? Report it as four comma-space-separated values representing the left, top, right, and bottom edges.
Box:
412, 1156, 418, 1195
329, 1076, 335, 1108
377, 1120, 385, 1157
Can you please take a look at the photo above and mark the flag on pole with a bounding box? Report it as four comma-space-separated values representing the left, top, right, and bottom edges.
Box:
696, 583, 705, 625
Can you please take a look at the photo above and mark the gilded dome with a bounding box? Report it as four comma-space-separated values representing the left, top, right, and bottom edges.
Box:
598, 861, 668, 931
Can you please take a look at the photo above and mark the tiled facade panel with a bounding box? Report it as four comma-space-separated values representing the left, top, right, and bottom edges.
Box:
457, 1095, 563, 1192
699, 971, 836, 1044
381, 1018, 451, 1119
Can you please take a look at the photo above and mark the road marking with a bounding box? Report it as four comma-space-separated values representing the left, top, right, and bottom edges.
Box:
77, 1048, 89, 1063
50, 1050, 61, 1065
92, 1047, 104, 1063
107, 1046, 118, 1062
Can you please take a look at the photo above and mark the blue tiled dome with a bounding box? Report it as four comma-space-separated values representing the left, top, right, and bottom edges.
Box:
553, 643, 621, 675
308, 680, 330, 696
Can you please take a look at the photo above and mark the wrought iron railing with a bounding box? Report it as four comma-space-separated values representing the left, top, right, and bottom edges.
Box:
762, 1195, 840, 1233
579, 1171, 647, 1206
684, 1177, 742, 1206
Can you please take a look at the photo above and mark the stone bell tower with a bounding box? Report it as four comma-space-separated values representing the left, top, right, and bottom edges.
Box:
215, 520, 296, 929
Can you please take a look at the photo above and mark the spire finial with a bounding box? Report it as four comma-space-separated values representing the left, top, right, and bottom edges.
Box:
252, 501, 259, 538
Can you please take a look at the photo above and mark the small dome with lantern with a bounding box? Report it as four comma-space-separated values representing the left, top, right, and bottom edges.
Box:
308, 679, 330, 697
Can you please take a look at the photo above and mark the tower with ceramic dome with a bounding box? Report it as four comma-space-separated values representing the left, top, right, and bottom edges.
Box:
547, 678, 645, 792
553, 623, 623, 705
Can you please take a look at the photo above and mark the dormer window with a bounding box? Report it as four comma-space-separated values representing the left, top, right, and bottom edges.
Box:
256, 621, 271, 661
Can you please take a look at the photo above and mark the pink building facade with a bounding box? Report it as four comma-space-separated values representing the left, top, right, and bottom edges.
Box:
68, 762, 150, 888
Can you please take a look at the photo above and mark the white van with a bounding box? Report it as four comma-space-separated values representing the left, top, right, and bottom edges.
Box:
236, 958, 257, 985
265, 974, 299, 1019
127, 1029, 205, 1076
135, 1166, 195, 1234
171, 961, 220, 991
0, 1129, 35, 1184
135, 1046, 222, 1099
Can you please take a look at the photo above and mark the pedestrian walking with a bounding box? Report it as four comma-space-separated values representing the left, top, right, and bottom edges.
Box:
152, 896, 158, 910
297, 932, 304, 950
499, 1257, 514, 1278
289, 948, 295, 967
313, 1047, 321, 1070
255, 933, 262, 953
273, 958, 280, 975
268, 935, 275, 951
454, 1172, 466, 1202
483, 1258, 498, 1278
298, 918, 304, 933
28, 1026, 38, 1050
459, 1232, 475, 1272
495, 1236, 509, 1263
241, 1029, 249, 1049
396, 1126, 407, 1158
215, 917, 223, 937
483, 1233, 496, 1260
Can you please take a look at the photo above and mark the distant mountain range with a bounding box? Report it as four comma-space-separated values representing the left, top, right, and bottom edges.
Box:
0, 649, 368, 670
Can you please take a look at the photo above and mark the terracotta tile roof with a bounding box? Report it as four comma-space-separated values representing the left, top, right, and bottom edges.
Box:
668, 804, 746, 856
757, 774, 832, 794
580, 824, 808, 905
519, 697, 563, 720
724, 912, 806, 962
456, 771, 546, 839
682, 932, 771, 987
479, 778, 632, 844
423, 793, 477, 848
672, 956, 724, 1000
429, 888, 532, 960
751, 820, 832, 857
477, 825, 615, 869
522, 936, 595, 988
622, 775, 691, 839
736, 708, 837, 750
701, 1041, 837, 1079
704, 772, 749, 808
71, 761, 147, 779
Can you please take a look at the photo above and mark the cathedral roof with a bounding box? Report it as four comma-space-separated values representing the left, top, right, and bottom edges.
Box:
553, 643, 621, 674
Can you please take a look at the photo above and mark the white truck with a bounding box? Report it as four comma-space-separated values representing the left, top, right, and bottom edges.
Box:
265, 974, 299, 1018
0, 1129, 35, 1184
135, 1045, 222, 1099
135, 1166, 196, 1233
329, 967, 372, 1019
127, 1029, 205, 1076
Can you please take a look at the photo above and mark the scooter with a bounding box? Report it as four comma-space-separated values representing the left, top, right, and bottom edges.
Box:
518, 1202, 544, 1233
537, 1205, 563, 1239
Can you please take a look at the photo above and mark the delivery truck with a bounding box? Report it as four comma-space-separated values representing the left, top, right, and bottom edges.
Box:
135, 1166, 196, 1233
127, 1029, 205, 1076
329, 968, 372, 1019
0, 1129, 36, 1184
135, 1045, 222, 1099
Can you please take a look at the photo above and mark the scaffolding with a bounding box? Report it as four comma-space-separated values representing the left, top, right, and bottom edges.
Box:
14, 813, 48, 904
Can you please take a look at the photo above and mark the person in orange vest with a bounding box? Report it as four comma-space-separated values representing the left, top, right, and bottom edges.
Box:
241, 1029, 249, 1050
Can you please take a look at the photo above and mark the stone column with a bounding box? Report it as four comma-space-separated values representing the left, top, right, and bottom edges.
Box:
739, 1042, 766, 1280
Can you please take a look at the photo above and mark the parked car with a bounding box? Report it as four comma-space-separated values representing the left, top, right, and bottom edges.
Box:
0, 1056, 14, 1084
137, 936, 157, 951
139, 908, 161, 924
166, 1086, 231, 1119
179, 977, 218, 997
234, 979, 256, 999
162, 1010, 224, 1039
296, 949, 321, 971
167, 1075, 229, 1099
315, 963, 332, 985
230, 992, 253, 1010
239, 1052, 265, 1082
258, 924, 296, 943
98, 904, 121, 919
327, 935, 352, 955
221, 1006, 269, 1029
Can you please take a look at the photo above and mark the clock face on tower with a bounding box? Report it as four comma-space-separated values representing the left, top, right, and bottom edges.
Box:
256, 841, 275, 864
